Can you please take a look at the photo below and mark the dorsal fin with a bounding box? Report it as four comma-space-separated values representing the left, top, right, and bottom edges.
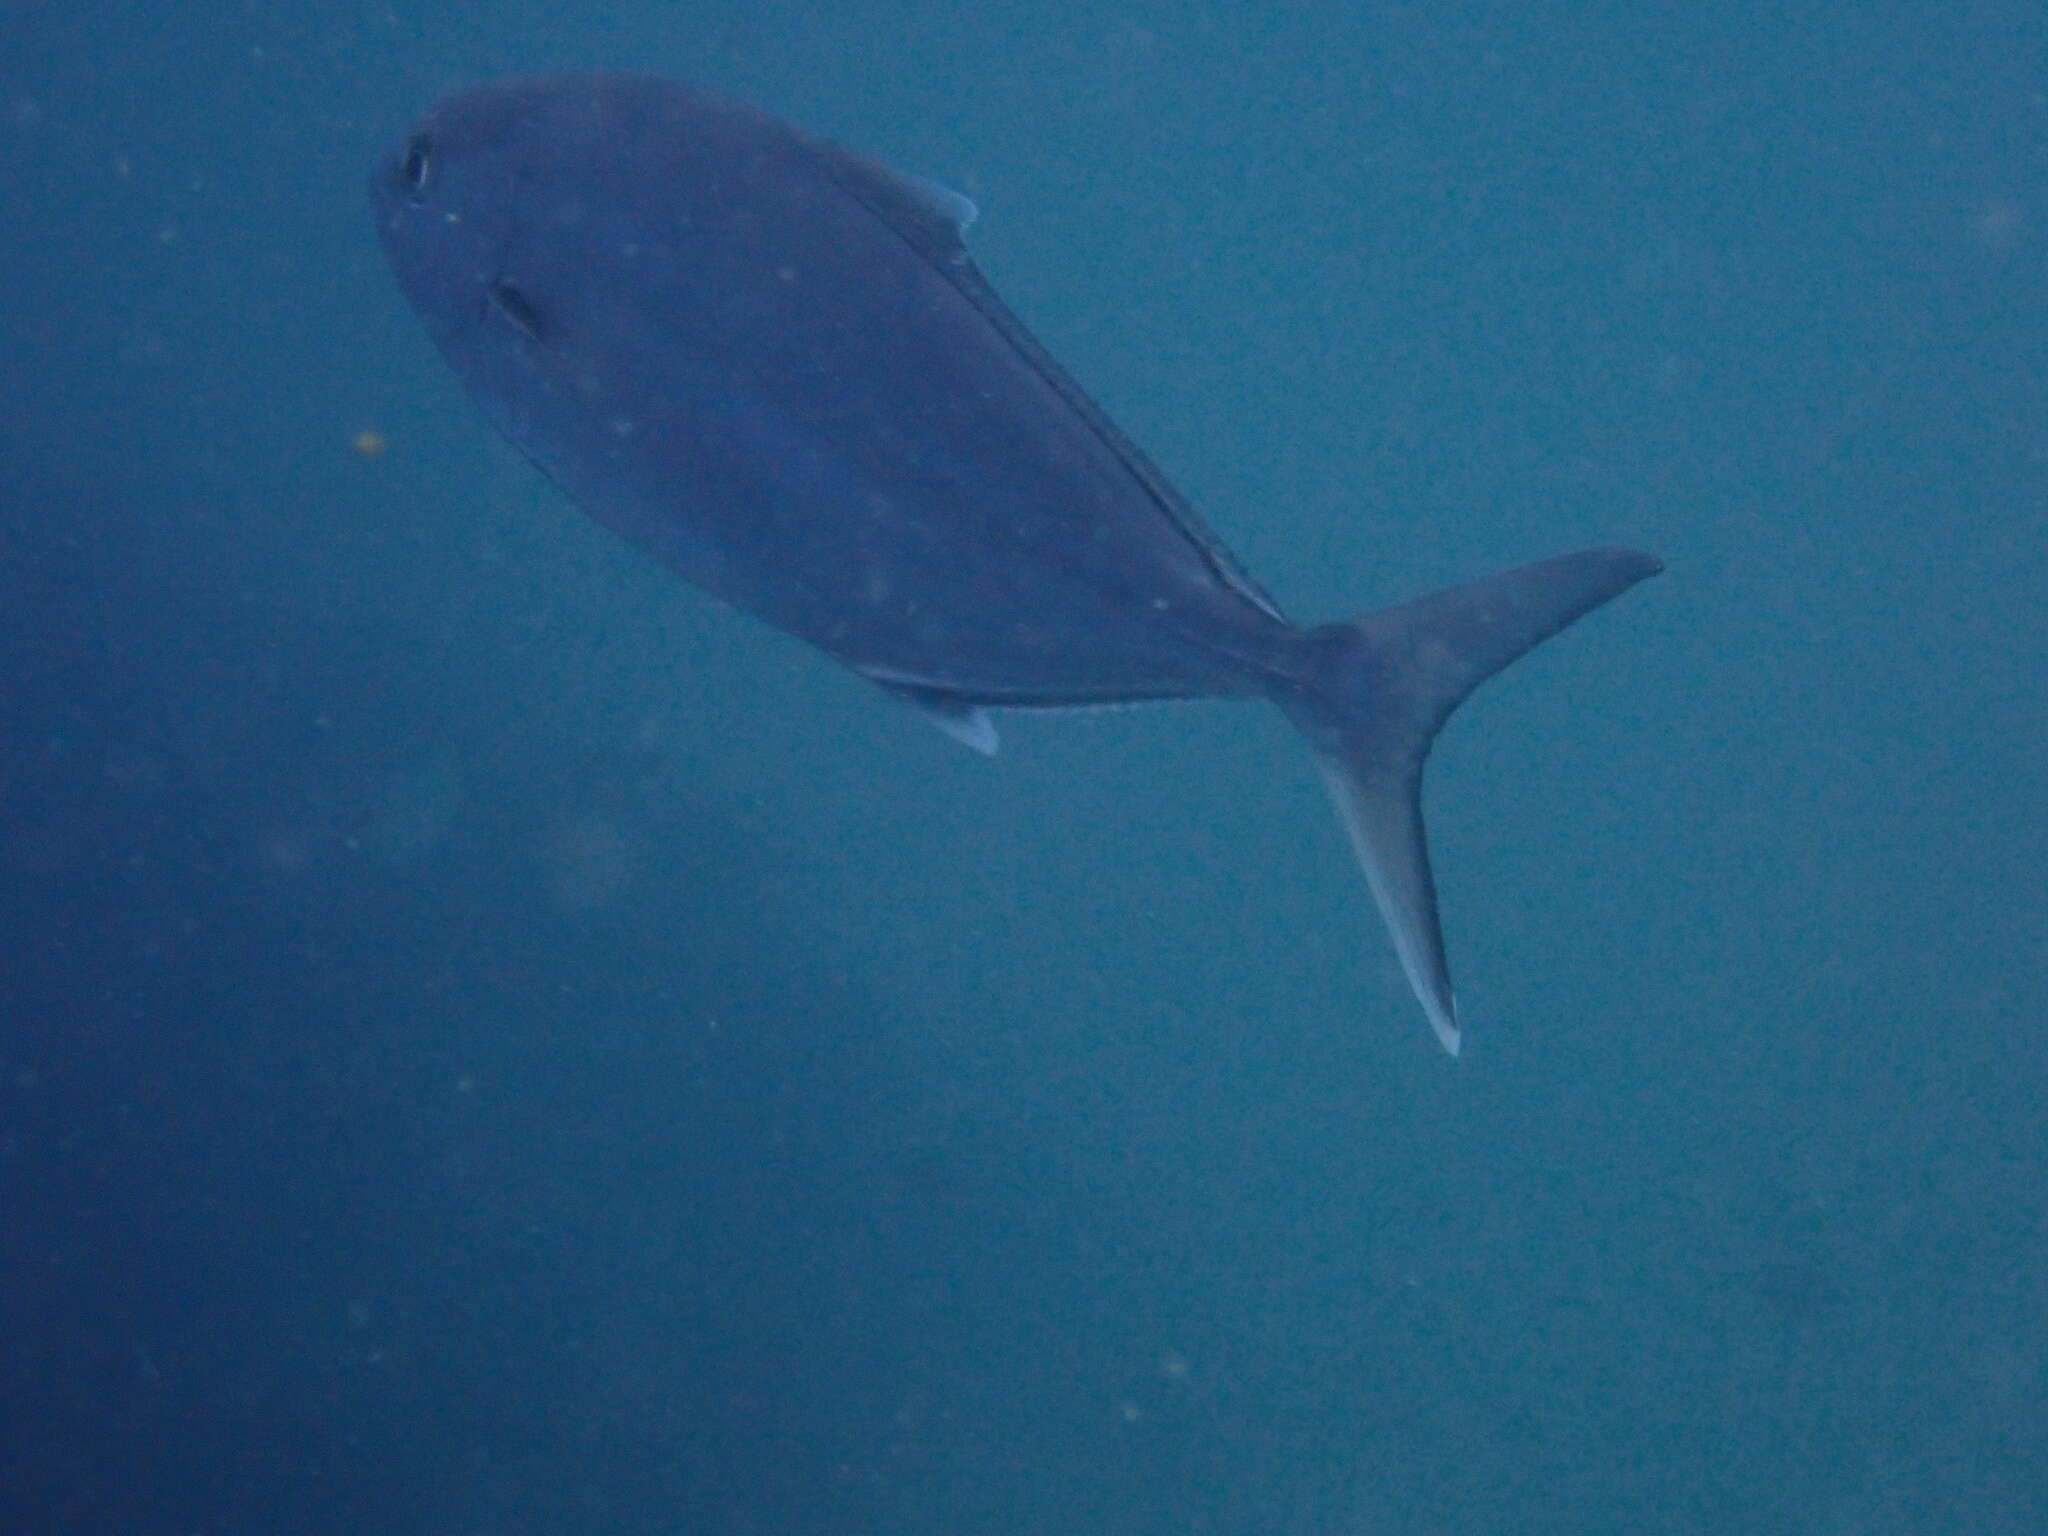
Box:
805, 137, 1291, 628
896, 170, 978, 236
808, 140, 978, 263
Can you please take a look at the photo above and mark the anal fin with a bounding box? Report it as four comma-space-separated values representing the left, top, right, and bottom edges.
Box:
873, 679, 1000, 756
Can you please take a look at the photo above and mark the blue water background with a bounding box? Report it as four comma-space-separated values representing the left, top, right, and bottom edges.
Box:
3, 2, 2043, 1530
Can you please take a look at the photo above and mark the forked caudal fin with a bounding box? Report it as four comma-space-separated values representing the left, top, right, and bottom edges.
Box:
1281, 546, 1662, 1056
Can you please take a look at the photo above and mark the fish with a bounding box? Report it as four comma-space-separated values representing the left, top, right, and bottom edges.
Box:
369, 73, 1660, 1055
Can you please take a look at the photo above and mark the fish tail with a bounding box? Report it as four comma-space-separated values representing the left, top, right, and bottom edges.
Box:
1279, 546, 1661, 1056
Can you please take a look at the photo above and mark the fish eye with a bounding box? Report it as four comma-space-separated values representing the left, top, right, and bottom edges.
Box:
399, 134, 432, 200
